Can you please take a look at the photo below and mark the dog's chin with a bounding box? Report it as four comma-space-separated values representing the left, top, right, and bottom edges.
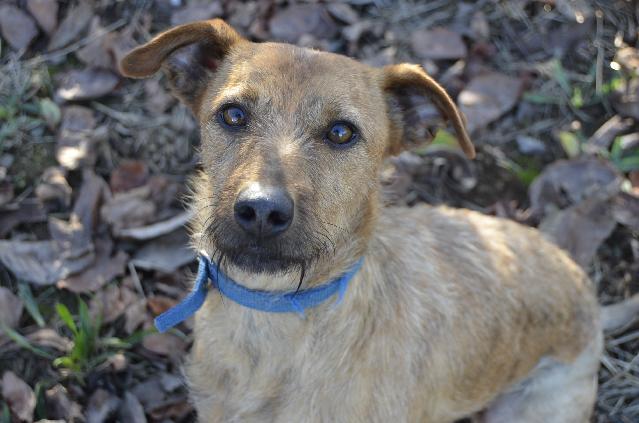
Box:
216, 244, 308, 275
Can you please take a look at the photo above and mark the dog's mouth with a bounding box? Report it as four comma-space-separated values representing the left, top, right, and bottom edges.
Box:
213, 241, 312, 275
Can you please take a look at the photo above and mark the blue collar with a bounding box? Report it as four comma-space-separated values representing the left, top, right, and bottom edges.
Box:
155, 254, 364, 333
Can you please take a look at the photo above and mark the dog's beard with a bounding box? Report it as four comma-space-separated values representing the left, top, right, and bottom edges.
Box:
201, 214, 338, 286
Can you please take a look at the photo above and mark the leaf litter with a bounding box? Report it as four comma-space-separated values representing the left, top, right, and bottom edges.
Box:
0, 1, 638, 422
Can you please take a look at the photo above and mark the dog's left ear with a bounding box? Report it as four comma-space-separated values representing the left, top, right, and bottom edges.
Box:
120, 19, 245, 115
381, 64, 475, 159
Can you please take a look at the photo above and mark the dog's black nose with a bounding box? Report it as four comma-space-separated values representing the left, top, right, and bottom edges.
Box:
234, 186, 294, 238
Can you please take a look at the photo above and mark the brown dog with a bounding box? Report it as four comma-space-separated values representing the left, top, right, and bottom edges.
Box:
121, 20, 602, 422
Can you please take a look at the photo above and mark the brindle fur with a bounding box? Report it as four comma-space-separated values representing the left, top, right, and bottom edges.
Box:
121, 20, 602, 422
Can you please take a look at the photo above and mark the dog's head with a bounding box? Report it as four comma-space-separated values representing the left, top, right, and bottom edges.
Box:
121, 19, 474, 276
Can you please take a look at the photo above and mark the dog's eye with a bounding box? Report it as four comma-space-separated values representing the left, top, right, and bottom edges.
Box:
220, 105, 247, 127
326, 122, 356, 145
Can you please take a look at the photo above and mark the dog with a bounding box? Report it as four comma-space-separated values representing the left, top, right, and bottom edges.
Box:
120, 19, 602, 422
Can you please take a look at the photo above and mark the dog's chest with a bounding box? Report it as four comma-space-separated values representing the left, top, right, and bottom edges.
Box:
188, 299, 427, 422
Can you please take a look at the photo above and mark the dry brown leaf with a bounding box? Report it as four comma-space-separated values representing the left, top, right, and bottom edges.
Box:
58, 239, 129, 293
1, 371, 35, 422
117, 211, 192, 241
56, 68, 119, 102
0, 287, 23, 330
410, 27, 467, 61
147, 296, 178, 317
35, 167, 72, 208
0, 239, 94, 285
119, 391, 147, 423
539, 194, 617, 268
269, 4, 338, 43
90, 284, 137, 324
326, 3, 359, 25
529, 158, 620, 216
110, 161, 149, 193
86, 389, 120, 423
171, 1, 223, 26
101, 185, 156, 234
27, 328, 72, 352
56, 106, 97, 170
144, 79, 174, 114
45, 384, 83, 422
26, 0, 58, 35
131, 229, 194, 273
0, 199, 47, 238
457, 73, 523, 134
611, 192, 639, 231
47, 2, 93, 51
76, 18, 113, 69
149, 398, 193, 421
125, 299, 149, 335
585, 115, 634, 153
142, 332, 187, 357
0, 5, 39, 51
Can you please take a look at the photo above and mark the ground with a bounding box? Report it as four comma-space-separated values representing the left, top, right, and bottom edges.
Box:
0, 0, 638, 422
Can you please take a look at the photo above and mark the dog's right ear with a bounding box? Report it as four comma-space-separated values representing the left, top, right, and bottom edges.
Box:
120, 19, 245, 115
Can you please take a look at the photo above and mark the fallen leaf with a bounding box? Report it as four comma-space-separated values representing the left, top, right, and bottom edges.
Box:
58, 239, 129, 293
73, 170, 110, 230
0, 287, 23, 330
457, 72, 523, 134
1, 371, 35, 422
90, 284, 137, 324
118, 392, 147, 423
35, 167, 72, 208
171, 1, 223, 26
26, 0, 59, 35
0, 199, 47, 238
149, 398, 193, 421
269, 4, 338, 43
585, 115, 634, 153
131, 229, 195, 273
611, 192, 639, 231
101, 186, 156, 234
539, 192, 617, 268
86, 389, 120, 423
45, 384, 83, 422
27, 328, 72, 352
131, 377, 166, 411
76, 18, 114, 69
326, 3, 359, 25
159, 373, 183, 392
125, 299, 149, 335
0, 240, 94, 286
602, 293, 639, 332
142, 332, 187, 357
410, 27, 467, 60
529, 158, 620, 216
56, 68, 119, 102
0, 6, 39, 51
48, 2, 93, 51
117, 211, 192, 241
144, 79, 174, 114
515, 135, 546, 155
147, 296, 178, 317
56, 106, 97, 170
110, 161, 149, 193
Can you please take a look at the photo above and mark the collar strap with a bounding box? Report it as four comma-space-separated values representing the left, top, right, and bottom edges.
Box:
155, 255, 364, 333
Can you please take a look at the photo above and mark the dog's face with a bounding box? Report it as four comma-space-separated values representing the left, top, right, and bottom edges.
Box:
121, 20, 473, 275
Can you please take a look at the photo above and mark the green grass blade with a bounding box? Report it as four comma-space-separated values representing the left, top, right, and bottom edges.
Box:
18, 284, 45, 327
0, 324, 55, 360
55, 303, 78, 336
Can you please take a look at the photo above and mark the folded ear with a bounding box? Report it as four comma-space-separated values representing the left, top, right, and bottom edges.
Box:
381, 64, 475, 159
120, 19, 245, 115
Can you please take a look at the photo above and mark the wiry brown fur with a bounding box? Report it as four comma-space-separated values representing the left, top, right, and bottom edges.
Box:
121, 20, 602, 422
